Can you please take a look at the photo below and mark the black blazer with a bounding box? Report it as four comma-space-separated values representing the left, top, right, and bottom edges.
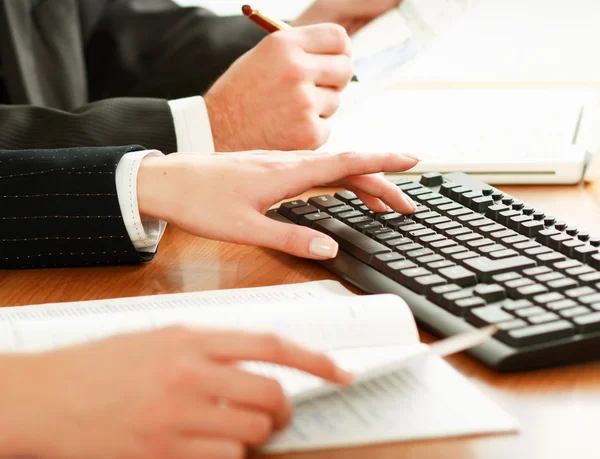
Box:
0, 0, 265, 151
0, 145, 151, 269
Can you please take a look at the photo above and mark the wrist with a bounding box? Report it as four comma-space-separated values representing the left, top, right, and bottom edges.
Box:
0, 354, 50, 457
137, 156, 174, 223
204, 91, 236, 152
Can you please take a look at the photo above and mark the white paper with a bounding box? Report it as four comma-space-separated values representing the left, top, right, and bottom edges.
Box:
261, 357, 518, 453
0, 282, 418, 353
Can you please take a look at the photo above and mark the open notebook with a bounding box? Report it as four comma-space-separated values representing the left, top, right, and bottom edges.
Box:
0, 281, 518, 453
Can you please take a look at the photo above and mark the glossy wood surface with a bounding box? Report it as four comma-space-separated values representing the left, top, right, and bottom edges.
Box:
1, 184, 600, 459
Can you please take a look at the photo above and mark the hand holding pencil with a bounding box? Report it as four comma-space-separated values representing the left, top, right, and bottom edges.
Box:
203, 9, 355, 152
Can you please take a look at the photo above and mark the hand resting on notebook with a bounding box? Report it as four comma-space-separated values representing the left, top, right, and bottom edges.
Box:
0, 326, 352, 459
137, 150, 419, 260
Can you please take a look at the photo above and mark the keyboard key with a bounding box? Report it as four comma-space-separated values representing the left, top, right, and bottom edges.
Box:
464, 256, 537, 282
493, 272, 522, 283
559, 306, 590, 318
479, 244, 507, 255
396, 243, 424, 254
356, 221, 383, 233
470, 196, 495, 212
288, 204, 320, 223
565, 286, 596, 299
385, 237, 413, 249
488, 204, 510, 219
468, 306, 515, 325
497, 319, 528, 330
516, 284, 549, 298
546, 299, 579, 311
503, 235, 530, 245
406, 248, 435, 259
428, 260, 456, 270
498, 209, 520, 225
579, 272, 600, 285
439, 182, 462, 196
441, 246, 468, 256
547, 278, 580, 292
329, 204, 354, 215
374, 231, 402, 242
487, 228, 514, 240
426, 216, 452, 226
514, 241, 541, 251
412, 274, 447, 295
502, 299, 534, 311
500, 321, 575, 347
334, 190, 357, 203
537, 228, 561, 245
537, 252, 566, 265
278, 200, 307, 217
418, 254, 445, 264
430, 240, 458, 252
347, 216, 372, 228
457, 233, 483, 243
532, 292, 565, 305
370, 253, 405, 271
377, 212, 406, 225
573, 245, 599, 263
397, 223, 427, 234
451, 251, 480, 264
299, 212, 332, 227
438, 203, 463, 213
559, 239, 586, 257
453, 297, 487, 316
428, 197, 453, 207
308, 195, 344, 210
536, 272, 565, 283
420, 234, 446, 244
428, 283, 461, 304
467, 238, 495, 250
566, 265, 596, 277
446, 227, 472, 237
554, 260, 582, 271
368, 227, 392, 237
520, 220, 545, 238
474, 284, 507, 302
579, 293, 600, 305
411, 228, 436, 238
436, 221, 463, 233
439, 266, 478, 286
525, 246, 553, 257
548, 233, 573, 251
397, 182, 422, 191
382, 260, 417, 278
314, 219, 391, 263
508, 214, 532, 231
448, 208, 473, 218
398, 268, 432, 290
338, 210, 365, 221
490, 249, 520, 259
523, 266, 552, 276
515, 306, 547, 318
528, 312, 560, 324
573, 312, 600, 332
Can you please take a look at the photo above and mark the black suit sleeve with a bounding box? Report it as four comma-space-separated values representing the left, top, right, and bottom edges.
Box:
0, 145, 150, 269
0, 99, 177, 152
85, 1, 267, 100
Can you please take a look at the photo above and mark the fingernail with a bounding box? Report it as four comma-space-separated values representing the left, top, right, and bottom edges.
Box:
402, 153, 422, 162
309, 238, 338, 258
336, 366, 354, 384
404, 194, 417, 212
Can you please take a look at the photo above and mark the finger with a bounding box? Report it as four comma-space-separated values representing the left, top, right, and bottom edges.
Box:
196, 329, 351, 385
312, 86, 341, 118
343, 173, 417, 214
180, 401, 274, 446
191, 363, 292, 429
350, 188, 388, 213
293, 151, 420, 192
171, 438, 243, 459
243, 213, 340, 260
309, 54, 353, 89
289, 23, 352, 56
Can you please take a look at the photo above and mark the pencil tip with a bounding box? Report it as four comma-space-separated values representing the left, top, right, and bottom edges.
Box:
242, 5, 253, 16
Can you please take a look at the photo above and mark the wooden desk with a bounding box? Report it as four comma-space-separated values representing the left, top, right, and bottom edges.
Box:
1, 184, 600, 459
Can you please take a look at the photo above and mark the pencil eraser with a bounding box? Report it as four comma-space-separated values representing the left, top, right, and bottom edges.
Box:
242, 5, 253, 16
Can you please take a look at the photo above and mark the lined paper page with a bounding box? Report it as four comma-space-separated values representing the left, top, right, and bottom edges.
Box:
0, 282, 418, 352
261, 357, 518, 453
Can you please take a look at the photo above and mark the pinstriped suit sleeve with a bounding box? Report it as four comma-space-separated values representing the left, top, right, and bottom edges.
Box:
0, 145, 150, 269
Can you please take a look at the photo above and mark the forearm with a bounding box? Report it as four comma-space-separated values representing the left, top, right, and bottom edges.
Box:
0, 99, 177, 152
0, 354, 45, 457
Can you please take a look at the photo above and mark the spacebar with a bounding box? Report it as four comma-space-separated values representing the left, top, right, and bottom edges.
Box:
314, 219, 391, 263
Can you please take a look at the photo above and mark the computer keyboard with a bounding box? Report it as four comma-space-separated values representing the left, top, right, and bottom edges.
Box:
267, 172, 600, 372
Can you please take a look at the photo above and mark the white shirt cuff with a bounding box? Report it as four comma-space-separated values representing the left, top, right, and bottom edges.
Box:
169, 96, 216, 154
115, 150, 167, 254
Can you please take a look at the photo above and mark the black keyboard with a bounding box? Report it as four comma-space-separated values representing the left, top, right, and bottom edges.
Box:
267, 172, 600, 372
